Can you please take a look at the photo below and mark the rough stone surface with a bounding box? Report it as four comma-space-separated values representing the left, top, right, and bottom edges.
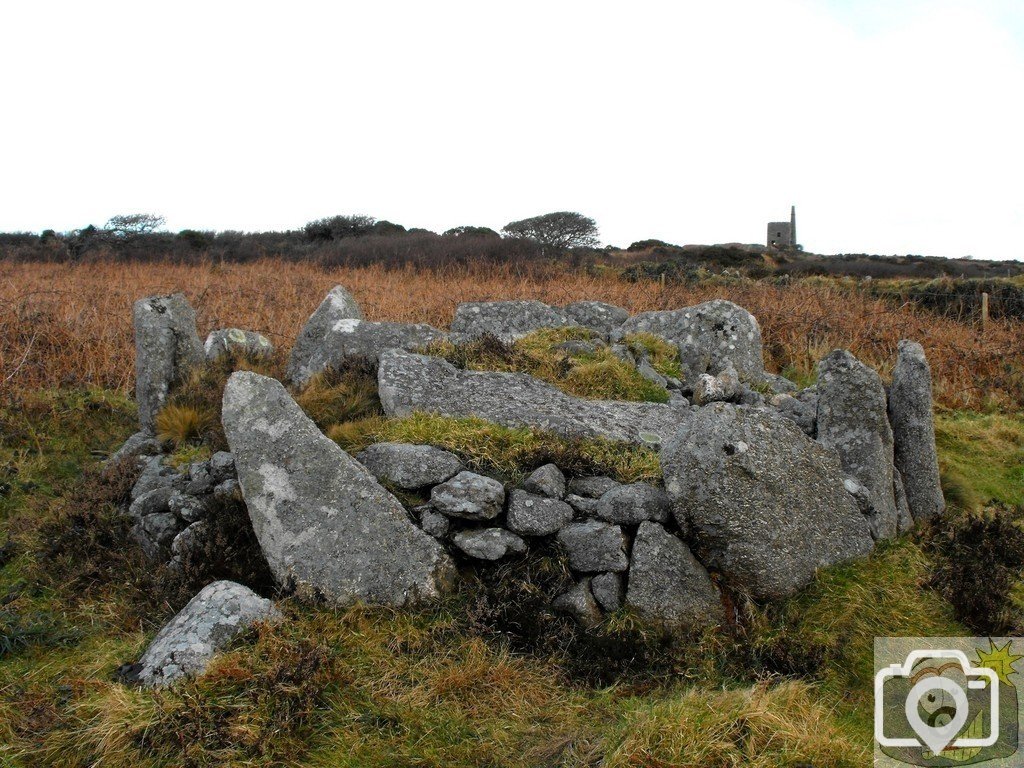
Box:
430, 471, 505, 520
595, 482, 671, 525
133, 293, 204, 433
769, 388, 818, 437
129, 581, 280, 687
568, 476, 621, 499
204, 328, 273, 362
418, 508, 450, 539
816, 350, 897, 540
294, 319, 447, 386
590, 572, 624, 612
557, 521, 629, 573
552, 578, 602, 627
378, 350, 689, 447
356, 443, 464, 490
452, 528, 527, 560
894, 468, 914, 534
222, 371, 454, 606
209, 451, 236, 482
625, 522, 723, 629
562, 301, 629, 338
888, 340, 945, 521
131, 456, 186, 500
213, 479, 241, 503
661, 403, 874, 600
107, 430, 160, 466
613, 299, 765, 380
168, 491, 208, 524
565, 494, 600, 516
523, 463, 566, 499
692, 365, 740, 406
286, 285, 363, 385
450, 300, 571, 343
506, 490, 574, 536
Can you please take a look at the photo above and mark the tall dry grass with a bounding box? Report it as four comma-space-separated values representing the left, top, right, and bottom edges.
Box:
1, 258, 1021, 409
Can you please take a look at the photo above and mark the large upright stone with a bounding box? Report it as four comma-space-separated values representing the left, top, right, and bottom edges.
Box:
133, 293, 204, 433
816, 350, 897, 540
661, 404, 874, 600
286, 285, 363, 385
449, 300, 571, 343
613, 300, 764, 380
222, 371, 454, 606
128, 580, 280, 688
888, 340, 945, 521
378, 350, 689, 447
625, 521, 723, 629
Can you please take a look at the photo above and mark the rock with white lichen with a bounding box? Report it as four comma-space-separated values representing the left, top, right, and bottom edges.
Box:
222, 371, 455, 606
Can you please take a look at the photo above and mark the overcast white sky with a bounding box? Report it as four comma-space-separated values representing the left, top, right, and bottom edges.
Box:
2, 0, 1022, 259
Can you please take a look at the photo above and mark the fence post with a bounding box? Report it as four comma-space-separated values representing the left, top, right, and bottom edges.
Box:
981, 291, 989, 333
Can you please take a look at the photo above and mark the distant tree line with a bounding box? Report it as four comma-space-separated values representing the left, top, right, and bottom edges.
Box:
0, 210, 604, 268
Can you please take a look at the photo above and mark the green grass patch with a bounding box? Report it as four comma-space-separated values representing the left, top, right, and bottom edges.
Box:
620, 331, 684, 379
935, 410, 1024, 510
329, 411, 662, 483
431, 328, 672, 403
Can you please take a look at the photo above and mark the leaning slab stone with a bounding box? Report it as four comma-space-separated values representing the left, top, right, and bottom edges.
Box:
595, 482, 671, 525
356, 443, 464, 490
222, 371, 454, 606
661, 403, 874, 600
557, 520, 628, 573
894, 468, 913, 534
378, 350, 689, 447
285, 285, 363, 385
133, 293, 204, 433
292, 319, 447, 386
523, 463, 566, 498
430, 471, 505, 520
127, 580, 280, 688
506, 489, 574, 536
626, 521, 723, 629
204, 328, 274, 362
452, 528, 527, 561
816, 350, 897, 540
562, 301, 629, 338
888, 340, 945, 521
449, 300, 571, 343
613, 299, 764, 380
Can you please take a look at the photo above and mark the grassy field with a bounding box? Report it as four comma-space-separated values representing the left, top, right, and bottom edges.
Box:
1, 258, 1023, 766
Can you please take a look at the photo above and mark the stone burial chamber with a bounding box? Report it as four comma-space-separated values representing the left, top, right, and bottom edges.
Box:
117, 287, 945, 687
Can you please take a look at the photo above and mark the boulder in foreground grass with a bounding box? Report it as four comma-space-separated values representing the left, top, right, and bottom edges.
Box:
626, 521, 723, 629
378, 350, 689, 447
125, 580, 280, 688
133, 293, 204, 433
222, 371, 455, 606
661, 403, 874, 600
888, 340, 945, 521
